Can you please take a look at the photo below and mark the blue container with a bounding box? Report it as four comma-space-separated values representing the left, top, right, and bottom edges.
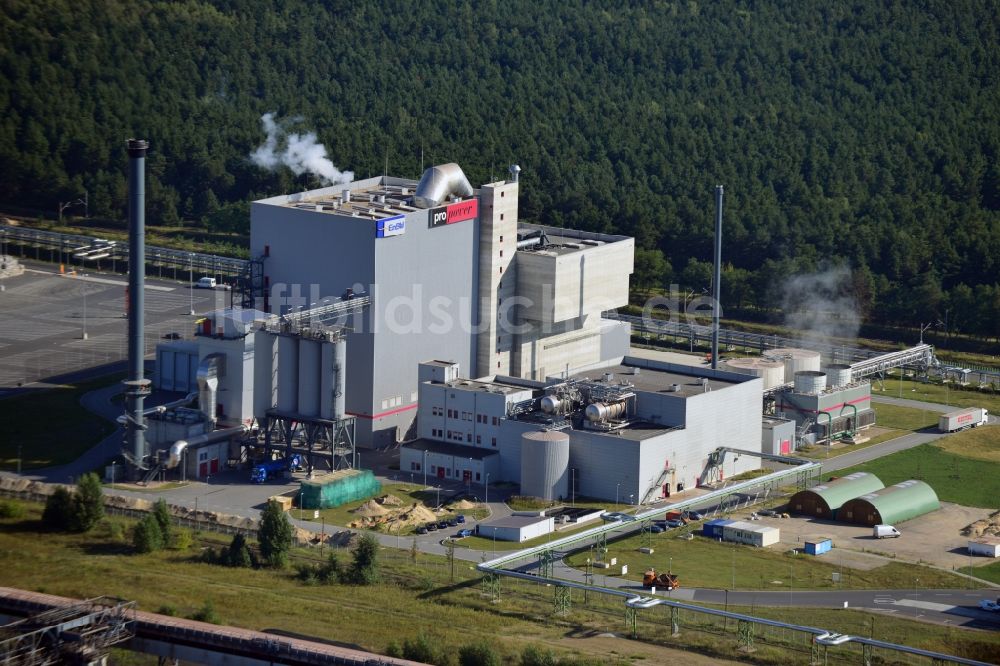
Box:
702, 519, 734, 538
804, 538, 832, 556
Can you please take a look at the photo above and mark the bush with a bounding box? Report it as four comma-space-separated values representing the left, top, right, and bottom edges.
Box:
189, 600, 220, 624
156, 604, 177, 616
43, 487, 75, 530
459, 641, 501, 666
72, 473, 104, 532
171, 528, 192, 551
257, 501, 292, 568
520, 646, 557, 666
401, 633, 440, 664
0, 499, 25, 519
132, 515, 164, 553
350, 533, 379, 585
225, 534, 253, 568
153, 499, 172, 545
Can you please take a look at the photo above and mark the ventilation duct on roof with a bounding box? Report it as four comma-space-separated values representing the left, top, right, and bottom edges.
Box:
413, 163, 474, 208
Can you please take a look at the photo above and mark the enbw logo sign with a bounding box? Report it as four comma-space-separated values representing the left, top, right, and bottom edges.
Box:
376, 215, 406, 238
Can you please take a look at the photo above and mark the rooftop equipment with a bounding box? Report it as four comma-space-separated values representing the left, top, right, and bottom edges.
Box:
412, 163, 474, 208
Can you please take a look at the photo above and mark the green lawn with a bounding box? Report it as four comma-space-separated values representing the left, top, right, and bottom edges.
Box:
837, 443, 1000, 509
871, 402, 940, 431
564, 532, 970, 591
0, 374, 121, 469
960, 559, 1000, 585
875, 375, 1000, 413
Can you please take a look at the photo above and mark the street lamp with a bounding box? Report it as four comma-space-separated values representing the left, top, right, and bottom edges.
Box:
571, 468, 576, 507
188, 253, 195, 315
616, 483, 620, 510
485, 472, 490, 505
110, 461, 116, 490
492, 527, 497, 558
423, 449, 428, 487
81, 273, 88, 340
300, 490, 304, 520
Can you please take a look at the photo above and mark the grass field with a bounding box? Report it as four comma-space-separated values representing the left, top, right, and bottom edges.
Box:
2, 502, 997, 665
564, 531, 970, 591
875, 375, 1000, 413
0, 374, 121, 469
837, 440, 1000, 509
960, 559, 1000, 585
870, 402, 940, 431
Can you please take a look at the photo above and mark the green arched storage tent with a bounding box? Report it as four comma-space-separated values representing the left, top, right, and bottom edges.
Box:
788, 472, 884, 519
838, 480, 940, 526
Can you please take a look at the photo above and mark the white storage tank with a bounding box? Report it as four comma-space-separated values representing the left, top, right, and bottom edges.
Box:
298, 337, 322, 417
520, 430, 570, 501
723, 357, 786, 389
825, 364, 852, 388
319, 338, 347, 420
764, 348, 821, 377
794, 370, 828, 394
276, 335, 299, 413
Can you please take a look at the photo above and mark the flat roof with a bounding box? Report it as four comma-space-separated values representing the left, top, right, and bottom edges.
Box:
516, 223, 631, 256
565, 362, 743, 398
402, 439, 498, 460
480, 515, 552, 529
439, 377, 532, 395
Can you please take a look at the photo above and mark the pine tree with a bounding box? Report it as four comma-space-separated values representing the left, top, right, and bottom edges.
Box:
257, 500, 292, 568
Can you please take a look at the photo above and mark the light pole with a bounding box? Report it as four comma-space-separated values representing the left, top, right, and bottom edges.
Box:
485, 472, 490, 505
80, 274, 88, 340
914, 578, 919, 619
468, 457, 472, 491
188, 253, 195, 315
616, 483, 620, 510
571, 468, 576, 507
436, 485, 440, 507
492, 527, 497, 558
423, 450, 428, 487
300, 490, 304, 521
629, 493, 635, 507
110, 461, 115, 490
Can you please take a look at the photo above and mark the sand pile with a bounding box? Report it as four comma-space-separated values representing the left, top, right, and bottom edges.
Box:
451, 499, 477, 510
0, 477, 51, 495
379, 494, 404, 506
353, 499, 390, 517
963, 510, 1000, 538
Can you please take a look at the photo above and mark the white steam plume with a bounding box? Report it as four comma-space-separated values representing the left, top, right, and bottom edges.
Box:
781, 265, 860, 342
250, 112, 353, 185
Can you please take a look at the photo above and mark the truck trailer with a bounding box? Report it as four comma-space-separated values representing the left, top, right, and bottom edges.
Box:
938, 407, 988, 433
250, 454, 302, 484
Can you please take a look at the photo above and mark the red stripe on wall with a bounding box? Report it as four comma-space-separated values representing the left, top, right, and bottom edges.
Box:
347, 403, 419, 420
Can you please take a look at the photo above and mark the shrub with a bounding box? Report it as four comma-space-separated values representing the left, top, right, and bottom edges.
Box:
72, 473, 104, 532
520, 645, 557, 666
171, 528, 192, 551
156, 604, 177, 616
152, 499, 172, 544
189, 600, 220, 624
401, 633, 439, 664
459, 641, 501, 666
225, 534, 253, 568
350, 533, 379, 585
132, 515, 164, 553
43, 487, 75, 530
0, 499, 25, 519
257, 501, 292, 568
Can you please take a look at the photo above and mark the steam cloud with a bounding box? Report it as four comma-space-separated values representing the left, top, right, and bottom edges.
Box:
781, 265, 860, 342
250, 112, 353, 185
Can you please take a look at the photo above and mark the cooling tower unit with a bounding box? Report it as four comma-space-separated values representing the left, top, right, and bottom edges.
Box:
520, 430, 570, 501
825, 364, 852, 388
764, 348, 821, 376
724, 357, 786, 390
794, 371, 828, 394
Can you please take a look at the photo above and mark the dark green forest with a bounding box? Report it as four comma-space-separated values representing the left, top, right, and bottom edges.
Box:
2, 1, 999, 338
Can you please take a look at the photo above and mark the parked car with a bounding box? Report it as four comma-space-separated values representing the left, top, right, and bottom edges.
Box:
455, 514, 466, 524
600, 513, 623, 522
978, 599, 1000, 612
426, 522, 438, 531
195, 276, 217, 289
665, 519, 685, 528
415, 526, 428, 535
457, 528, 474, 538
757, 509, 779, 517
447, 517, 459, 527
437, 520, 449, 530
648, 524, 665, 533
683, 510, 704, 521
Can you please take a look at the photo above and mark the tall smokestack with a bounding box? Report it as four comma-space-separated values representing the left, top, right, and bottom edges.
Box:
125, 139, 150, 476
711, 185, 723, 370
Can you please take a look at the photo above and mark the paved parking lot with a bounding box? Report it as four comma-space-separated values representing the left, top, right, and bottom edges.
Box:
728, 503, 996, 571
0, 260, 227, 392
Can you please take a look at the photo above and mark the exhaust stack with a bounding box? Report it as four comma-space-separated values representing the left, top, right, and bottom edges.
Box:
712, 185, 723, 370
124, 139, 151, 476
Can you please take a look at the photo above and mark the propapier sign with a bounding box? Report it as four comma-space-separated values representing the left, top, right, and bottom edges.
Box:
375, 214, 406, 238
429, 199, 479, 228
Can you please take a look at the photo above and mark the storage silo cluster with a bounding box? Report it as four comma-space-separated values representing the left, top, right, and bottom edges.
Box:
723, 357, 786, 390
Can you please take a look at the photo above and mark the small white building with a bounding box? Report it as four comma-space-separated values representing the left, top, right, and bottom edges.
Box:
721, 521, 781, 547
478, 515, 554, 542
968, 537, 1000, 558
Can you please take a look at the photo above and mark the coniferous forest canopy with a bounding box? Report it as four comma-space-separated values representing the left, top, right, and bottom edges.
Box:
1, 1, 999, 338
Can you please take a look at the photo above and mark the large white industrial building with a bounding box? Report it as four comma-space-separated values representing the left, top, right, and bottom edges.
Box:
247, 164, 633, 447
400, 356, 765, 504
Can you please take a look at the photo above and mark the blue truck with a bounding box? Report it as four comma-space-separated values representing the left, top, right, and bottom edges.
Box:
250, 454, 302, 484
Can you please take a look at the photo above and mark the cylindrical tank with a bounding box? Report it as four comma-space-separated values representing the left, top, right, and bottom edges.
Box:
319, 338, 347, 421
331, 338, 346, 420
794, 370, 828, 394
520, 430, 570, 501
276, 335, 299, 413
298, 338, 321, 418
585, 400, 627, 423
723, 357, 786, 390
825, 364, 852, 388
764, 348, 821, 377
540, 395, 572, 415
253, 330, 279, 419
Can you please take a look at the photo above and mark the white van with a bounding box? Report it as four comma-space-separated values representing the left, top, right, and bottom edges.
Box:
873, 525, 900, 539
195, 277, 217, 289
